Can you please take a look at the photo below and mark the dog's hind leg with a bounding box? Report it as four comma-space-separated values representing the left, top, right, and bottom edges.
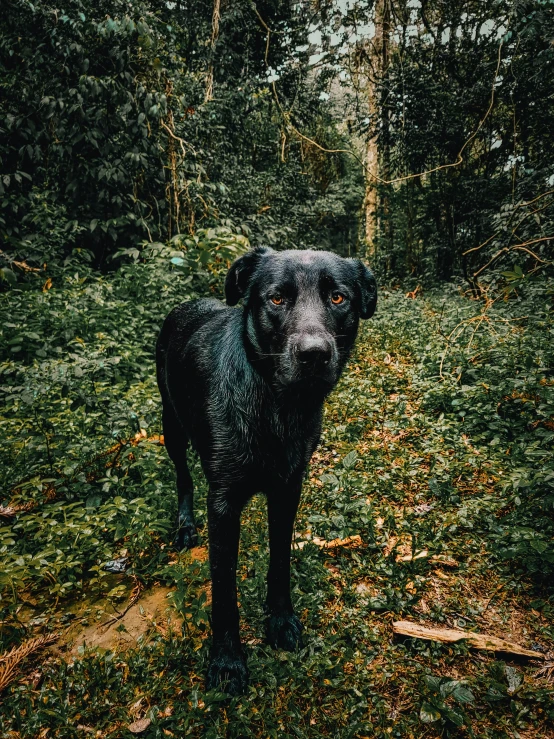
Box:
265, 481, 304, 651
162, 404, 198, 551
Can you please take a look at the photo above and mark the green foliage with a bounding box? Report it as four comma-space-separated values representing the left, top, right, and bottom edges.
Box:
0, 229, 247, 608
419, 674, 476, 732
0, 1, 553, 736
0, 0, 362, 274
1, 284, 553, 738
316, 0, 554, 285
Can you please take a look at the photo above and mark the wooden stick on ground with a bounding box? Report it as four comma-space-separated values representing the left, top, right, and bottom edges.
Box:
393, 621, 544, 659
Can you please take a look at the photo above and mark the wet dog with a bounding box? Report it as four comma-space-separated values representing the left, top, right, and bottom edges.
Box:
156, 247, 377, 694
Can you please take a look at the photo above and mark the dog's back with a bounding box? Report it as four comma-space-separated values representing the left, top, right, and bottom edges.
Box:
156, 298, 226, 405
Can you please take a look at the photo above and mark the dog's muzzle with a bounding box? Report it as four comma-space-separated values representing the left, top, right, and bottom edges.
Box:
295, 334, 333, 369
280, 332, 338, 385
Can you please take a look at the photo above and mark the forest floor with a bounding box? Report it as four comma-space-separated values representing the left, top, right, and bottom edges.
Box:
1, 278, 553, 739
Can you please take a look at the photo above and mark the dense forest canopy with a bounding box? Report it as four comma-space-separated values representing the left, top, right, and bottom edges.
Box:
1, 0, 553, 284
0, 1, 553, 737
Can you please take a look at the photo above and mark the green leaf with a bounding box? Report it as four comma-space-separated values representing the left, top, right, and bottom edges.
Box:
342, 450, 358, 470
420, 702, 441, 723
320, 473, 339, 486
451, 684, 475, 704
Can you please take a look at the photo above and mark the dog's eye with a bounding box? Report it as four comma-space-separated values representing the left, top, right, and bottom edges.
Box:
270, 295, 284, 305
331, 292, 345, 305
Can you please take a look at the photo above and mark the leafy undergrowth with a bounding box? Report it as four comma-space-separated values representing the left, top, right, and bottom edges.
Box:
1, 272, 553, 738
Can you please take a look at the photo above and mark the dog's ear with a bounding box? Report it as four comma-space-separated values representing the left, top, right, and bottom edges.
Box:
352, 259, 377, 319
225, 247, 271, 306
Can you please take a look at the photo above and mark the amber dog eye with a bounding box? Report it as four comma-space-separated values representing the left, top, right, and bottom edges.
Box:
331, 292, 345, 305
270, 295, 284, 305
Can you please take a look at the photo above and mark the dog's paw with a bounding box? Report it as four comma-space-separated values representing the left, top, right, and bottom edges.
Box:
266, 611, 304, 651
174, 523, 198, 551
206, 645, 249, 696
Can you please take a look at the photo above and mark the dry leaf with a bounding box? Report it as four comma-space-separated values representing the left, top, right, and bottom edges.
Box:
189, 546, 208, 562
430, 555, 459, 567
0, 633, 58, 693
396, 550, 459, 567
128, 717, 152, 733
0, 502, 34, 519
312, 534, 363, 549
294, 534, 363, 550
397, 549, 429, 562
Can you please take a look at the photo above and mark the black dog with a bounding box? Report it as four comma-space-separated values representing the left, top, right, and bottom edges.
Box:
156, 247, 377, 694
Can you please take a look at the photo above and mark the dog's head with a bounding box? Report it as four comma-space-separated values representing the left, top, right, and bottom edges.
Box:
225, 247, 377, 393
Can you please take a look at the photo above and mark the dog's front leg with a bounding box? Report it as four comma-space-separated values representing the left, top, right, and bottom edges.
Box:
265, 482, 304, 650
206, 495, 249, 695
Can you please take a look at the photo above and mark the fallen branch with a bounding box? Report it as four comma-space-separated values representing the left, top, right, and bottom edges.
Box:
0, 633, 59, 693
392, 621, 544, 659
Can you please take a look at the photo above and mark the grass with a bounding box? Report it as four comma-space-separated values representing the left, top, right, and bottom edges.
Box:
0, 264, 553, 738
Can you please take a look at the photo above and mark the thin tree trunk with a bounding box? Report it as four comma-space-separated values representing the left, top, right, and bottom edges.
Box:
363, 0, 382, 257
380, 0, 393, 271
204, 0, 221, 103
364, 0, 391, 260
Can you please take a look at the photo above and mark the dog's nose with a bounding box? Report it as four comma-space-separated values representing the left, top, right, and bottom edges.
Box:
296, 335, 333, 366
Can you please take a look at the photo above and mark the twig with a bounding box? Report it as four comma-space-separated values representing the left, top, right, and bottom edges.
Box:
252, 4, 271, 65
472, 237, 553, 278
516, 189, 554, 209
160, 120, 188, 160
482, 582, 505, 615
101, 577, 144, 628
510, 244, 550, 263
463, 231, 499, 256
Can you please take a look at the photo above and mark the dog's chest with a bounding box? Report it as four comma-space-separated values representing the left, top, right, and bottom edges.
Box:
208, 390, 318, 486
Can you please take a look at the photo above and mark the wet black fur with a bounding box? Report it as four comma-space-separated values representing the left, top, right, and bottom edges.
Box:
156, 247, 377, 695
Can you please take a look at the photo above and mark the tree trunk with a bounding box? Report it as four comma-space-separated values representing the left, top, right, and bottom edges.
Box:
364, 0, 392, 261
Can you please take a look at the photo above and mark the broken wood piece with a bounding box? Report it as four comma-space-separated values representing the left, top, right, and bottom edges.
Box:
392, 621, 544, 659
